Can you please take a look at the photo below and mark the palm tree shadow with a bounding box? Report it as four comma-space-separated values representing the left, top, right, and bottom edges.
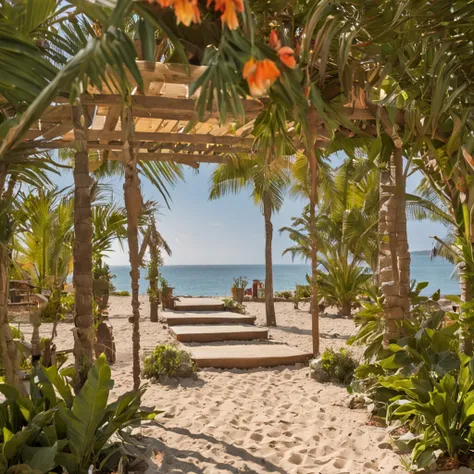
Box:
143, 422, 287, 473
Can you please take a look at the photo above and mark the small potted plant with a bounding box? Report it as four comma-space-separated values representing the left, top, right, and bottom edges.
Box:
160, 276, 174, 310
231, 276, 248, 304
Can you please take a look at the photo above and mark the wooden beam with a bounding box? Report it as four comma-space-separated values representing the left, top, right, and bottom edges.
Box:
108, 151, 229, 164
41, 121, 74, 140
100, 106, 121, 144
86, 130, 255, 147
55, 95, 264, 121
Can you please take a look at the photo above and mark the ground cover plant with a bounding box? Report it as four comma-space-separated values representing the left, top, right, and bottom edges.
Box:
143, 344, 197, 380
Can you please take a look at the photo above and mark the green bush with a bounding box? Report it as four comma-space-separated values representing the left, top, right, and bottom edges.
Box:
111, 290, 131, 296
143, 344, 197, 379
223, 297, 246, 314
318, 348, 357, 384
0, 355, 154, 473
40, 292, 74, 322
275, 290, 292, 300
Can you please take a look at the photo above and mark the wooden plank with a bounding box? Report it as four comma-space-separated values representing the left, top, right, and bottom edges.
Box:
86, 131, 255, 146
100, 106, 121, 144
55, 95, 264, 120
189, 343, 313, 369
41, 121, 73, 140
108, 152, 233, 164
170, 324, 268, 343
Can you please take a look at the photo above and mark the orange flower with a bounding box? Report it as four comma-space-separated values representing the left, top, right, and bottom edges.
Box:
269, 30, 281, 50
278, 46, 296, 68
243, 58, 280, 97
174, 0, 201, 26
210, 0, 244, 30
154, 0, 174, 6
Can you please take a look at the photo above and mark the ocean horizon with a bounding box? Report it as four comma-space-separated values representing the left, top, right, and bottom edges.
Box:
109, 251, 461, 297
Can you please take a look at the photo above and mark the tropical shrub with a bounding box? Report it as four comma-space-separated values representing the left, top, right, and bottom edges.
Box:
223, 297, 246, 314
0, 355, 154, 473
143, 344, 197, 379
316, 247, 372, 317
310, 348, 357, 385
111, 290, 130, 296
275, 290, 292, 300
40, 292, 75, 322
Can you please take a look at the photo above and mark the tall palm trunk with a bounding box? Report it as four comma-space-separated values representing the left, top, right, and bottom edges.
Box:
72, 104, 94, 390
0, 245, 24, 393
309, 146, 319, 355
263, 192, 276, 326
122, 105, 143, 390
379, 147, 410, 345
460, 270, 473, 355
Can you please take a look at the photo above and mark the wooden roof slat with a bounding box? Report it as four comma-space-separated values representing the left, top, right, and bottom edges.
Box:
109, 151, 232, 164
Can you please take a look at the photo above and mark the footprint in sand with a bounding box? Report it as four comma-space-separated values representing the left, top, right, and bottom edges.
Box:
288, 452, 303, 465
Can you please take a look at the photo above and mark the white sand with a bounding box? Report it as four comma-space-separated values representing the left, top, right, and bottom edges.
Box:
14, 297, 408, 473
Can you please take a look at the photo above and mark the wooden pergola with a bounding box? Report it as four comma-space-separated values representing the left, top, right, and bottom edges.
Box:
25, 62, 267, 167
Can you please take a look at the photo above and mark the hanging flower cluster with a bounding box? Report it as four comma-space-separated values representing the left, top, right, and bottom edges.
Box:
242, 31, 297, 97
208, 0, 244, 30
242, 58, 280, 97
149, 0, 244, 29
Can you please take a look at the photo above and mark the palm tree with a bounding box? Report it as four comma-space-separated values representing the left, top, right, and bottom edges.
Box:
209, 154, 291, 326
13, 188, 74, 292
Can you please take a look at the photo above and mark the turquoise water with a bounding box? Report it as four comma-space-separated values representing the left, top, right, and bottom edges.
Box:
110, 252, 460, 296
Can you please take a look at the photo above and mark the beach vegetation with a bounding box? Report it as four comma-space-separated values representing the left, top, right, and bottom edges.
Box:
223, 298, 246, 314
111, 291, 131, 297
40, 292, 75, 323
310, 348, 357, 385
144, 344, 197, 380
0, 355, 155, 473
275, 290, 292, 300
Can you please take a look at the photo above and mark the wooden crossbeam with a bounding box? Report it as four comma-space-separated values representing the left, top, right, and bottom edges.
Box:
108, 151, 229, 164
55, 95, 264, 121
85, 131, 255, 146
28, 139, 252, 154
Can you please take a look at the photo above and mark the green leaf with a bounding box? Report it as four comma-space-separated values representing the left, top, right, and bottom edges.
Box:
22, 444, 58, 473
58, 355, 112, 470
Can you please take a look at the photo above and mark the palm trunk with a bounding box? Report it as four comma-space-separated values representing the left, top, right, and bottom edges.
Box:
0, 245, 24, 393
263, 192, 276, 326
379, 147, 410, 345
72, 104, 94, 391
122, 105, 143, 390
309, 147, 320, 356
460, 271, 473, 355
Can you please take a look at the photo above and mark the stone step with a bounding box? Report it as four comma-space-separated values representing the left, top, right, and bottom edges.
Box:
170, 324, 268, 343
164, 312, 256, 326
187, 342, 313, 369
174, 297, 224, 312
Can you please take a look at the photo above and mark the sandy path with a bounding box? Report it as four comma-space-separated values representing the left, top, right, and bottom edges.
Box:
14, 296, 404, 473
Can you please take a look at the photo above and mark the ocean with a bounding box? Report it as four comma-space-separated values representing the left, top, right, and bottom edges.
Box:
109, 251, 461, 297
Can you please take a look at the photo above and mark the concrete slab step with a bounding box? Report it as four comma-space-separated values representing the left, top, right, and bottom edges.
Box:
174, 297, 224, 312
187, 342, 313, 369
164, 312, 256, 326
170, 324, 268, 343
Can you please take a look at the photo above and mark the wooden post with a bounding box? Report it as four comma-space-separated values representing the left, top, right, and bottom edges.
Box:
122, 104, 143, 390
72, 103, 94, 391
308, 144, 319, 356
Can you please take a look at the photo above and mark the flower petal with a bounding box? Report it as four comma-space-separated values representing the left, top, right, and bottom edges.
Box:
269, 30, 281, 50
278, 46, 296, 68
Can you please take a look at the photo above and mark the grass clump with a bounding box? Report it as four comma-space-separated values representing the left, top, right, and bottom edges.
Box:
312, 348, 357, 385
223, 297, 246, 314
111, 290, 131, 296
275, 290, 292, 300
143, 344, 197, 379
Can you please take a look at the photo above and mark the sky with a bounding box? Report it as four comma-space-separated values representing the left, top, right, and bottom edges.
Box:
55, 162, 448, 266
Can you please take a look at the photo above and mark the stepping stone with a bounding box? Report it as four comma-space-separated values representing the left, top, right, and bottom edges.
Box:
188, 343, 313, 369
170, 324, 268, 343
164, 312, 256, 326
174, 297, 224, 312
